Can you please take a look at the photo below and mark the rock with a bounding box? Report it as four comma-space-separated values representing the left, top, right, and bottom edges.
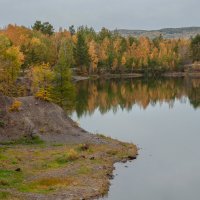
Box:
15, 168, 21, 172
80, 144, 89, 151
80, 155, 86, 159
31, 129, 38, 136
106, 173, 114, 179
121, 159, 127, 163
128, 155, 137, 160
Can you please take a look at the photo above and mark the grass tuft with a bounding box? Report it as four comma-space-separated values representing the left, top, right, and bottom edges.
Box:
0, 191, 11, 199
56, 149, 79, 164
0, 170, 23, 189
67, 149, 79, 161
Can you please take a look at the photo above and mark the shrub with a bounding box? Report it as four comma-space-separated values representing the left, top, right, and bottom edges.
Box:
56, 149, 79, 164
9, 100, 22, 112
39, 127, 45, 133
67, 149, 79, 161
35, 89, 51, 101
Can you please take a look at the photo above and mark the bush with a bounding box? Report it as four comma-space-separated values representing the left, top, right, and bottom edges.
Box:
35, 89, 51, 101
9, 100, 22, 112
67, 149, 79, 161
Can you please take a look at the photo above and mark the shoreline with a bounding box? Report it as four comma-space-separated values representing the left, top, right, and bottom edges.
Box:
0, 138, 137, 200
73, 71, 200, 81
0, 95, 137, 200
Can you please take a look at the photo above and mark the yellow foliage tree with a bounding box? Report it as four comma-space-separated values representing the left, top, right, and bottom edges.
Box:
88, 40, 99, 73
4, 46, 24, 83
121, 55, 127, 66
30, 63, 53, 101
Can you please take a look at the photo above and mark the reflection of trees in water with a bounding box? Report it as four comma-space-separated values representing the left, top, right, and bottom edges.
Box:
73, 78, 200, 117
187, 79, 200, 109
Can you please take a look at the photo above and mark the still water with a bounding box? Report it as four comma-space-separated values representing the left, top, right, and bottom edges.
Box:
71, 78, 200, 200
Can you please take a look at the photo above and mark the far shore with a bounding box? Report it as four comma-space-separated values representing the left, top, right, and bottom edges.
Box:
72, 71, 200, 81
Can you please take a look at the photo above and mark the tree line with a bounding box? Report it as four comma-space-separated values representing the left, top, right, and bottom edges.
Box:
0, 21, 200, 103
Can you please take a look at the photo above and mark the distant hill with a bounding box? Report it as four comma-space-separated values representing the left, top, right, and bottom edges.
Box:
114, 27, 200, 39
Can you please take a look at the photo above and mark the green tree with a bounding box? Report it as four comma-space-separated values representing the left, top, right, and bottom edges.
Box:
32, 21, 54, 36
69, 25, 76, 36
98, 27, 112, 41
153, 34, 163, 48
52, 38, 75, 108
0, 35, 11, 54
191, 34, 200, 61
23, 35, 56, 68
75, 32, 90, 72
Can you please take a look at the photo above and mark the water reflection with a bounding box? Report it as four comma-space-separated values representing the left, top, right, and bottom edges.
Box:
71, 78, 200, 200
73, 78, 200, 117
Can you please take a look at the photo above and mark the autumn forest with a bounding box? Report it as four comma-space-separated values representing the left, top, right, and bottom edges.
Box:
0, 21, 200, 107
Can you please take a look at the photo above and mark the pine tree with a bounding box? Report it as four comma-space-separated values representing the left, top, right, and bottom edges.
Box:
75, 32, 90, 73
191, 34, 200, 62
52, 38, 75, 108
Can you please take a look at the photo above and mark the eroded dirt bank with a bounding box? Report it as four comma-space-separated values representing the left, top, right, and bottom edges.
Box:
0, 95, 101, 144
0, 94, 137, 200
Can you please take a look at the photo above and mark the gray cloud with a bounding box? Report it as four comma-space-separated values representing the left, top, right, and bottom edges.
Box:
0, 0, 199, 30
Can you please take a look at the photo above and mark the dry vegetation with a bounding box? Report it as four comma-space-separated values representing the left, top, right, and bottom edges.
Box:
0, 137, 137, 200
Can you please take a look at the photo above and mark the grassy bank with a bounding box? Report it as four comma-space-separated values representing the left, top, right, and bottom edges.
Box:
0, 136, 137, 200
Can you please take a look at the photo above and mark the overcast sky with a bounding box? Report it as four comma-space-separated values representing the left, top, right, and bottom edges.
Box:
0, 0, 199, 31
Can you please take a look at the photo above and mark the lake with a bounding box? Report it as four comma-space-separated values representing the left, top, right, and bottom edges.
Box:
71, 77, 200, 200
